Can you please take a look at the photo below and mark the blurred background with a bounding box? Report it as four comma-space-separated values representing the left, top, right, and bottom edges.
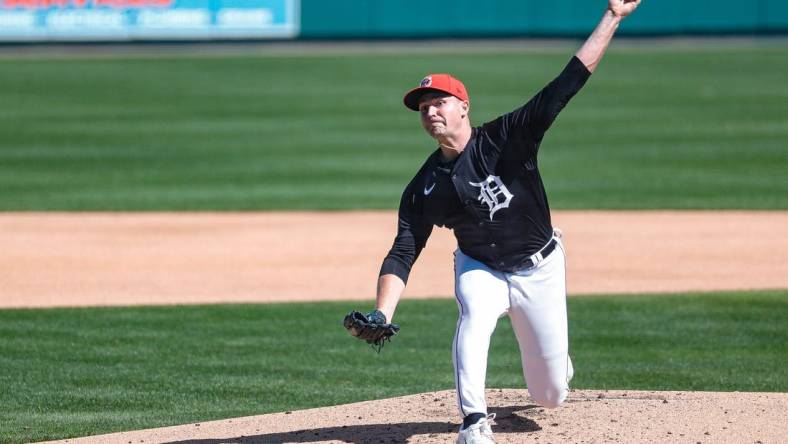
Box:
1, 0, 786, 211
1, 0, 787, 41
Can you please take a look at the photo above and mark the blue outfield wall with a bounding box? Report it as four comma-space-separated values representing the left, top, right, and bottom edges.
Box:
300, 0, 788, 39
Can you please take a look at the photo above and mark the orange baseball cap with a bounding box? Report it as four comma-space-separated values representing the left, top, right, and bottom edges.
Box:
403, 73, 469, 111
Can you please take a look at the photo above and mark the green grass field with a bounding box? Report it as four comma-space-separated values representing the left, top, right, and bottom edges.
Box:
1, 291, 786, 443
1, 43, 786, 443
1, 45, 786, 210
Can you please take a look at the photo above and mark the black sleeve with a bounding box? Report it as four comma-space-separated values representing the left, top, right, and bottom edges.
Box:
482, 56, 591, 157
379, 180, 434, 285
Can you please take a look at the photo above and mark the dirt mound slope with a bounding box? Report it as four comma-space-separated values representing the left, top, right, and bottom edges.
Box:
38, 389, 787, 444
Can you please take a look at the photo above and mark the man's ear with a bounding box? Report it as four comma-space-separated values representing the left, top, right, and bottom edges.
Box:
461, 100, 470, 117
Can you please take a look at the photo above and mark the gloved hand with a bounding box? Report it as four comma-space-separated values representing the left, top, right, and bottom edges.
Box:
343, 310, 400, 352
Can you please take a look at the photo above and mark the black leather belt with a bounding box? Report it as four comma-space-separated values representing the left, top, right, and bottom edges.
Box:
521, 238, 558, 269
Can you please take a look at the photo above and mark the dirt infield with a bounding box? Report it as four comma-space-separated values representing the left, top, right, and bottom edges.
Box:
5, 210, 788, 443
1, 211, 786, 308
37, 389, 788, 444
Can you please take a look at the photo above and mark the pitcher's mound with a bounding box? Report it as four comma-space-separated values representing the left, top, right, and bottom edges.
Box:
42, 389, 787, 444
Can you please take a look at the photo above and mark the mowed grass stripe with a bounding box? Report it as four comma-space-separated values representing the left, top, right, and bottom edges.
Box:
0, 290, 786, 443
1, 47, 786, 210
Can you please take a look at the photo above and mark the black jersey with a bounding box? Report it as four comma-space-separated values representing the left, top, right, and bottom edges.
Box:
380, 57, 591, 284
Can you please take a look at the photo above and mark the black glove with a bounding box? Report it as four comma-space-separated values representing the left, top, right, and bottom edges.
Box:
343, 310, 400, 352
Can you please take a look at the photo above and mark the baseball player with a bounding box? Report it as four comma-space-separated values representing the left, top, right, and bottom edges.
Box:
350, 1, 642, 443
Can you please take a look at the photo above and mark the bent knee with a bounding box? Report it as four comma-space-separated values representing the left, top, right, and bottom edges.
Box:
529, 387, 568, 409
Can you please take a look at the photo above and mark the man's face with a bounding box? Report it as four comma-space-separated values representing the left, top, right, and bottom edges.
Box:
417, 92, 469, 139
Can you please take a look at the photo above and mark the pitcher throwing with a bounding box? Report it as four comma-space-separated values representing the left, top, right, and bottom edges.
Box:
347, 1, 642, 442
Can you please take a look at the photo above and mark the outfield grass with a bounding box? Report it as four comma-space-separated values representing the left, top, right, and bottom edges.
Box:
0, 291, 785, 443
0, 46, 786, 210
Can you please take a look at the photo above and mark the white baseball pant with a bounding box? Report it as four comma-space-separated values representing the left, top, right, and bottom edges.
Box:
452, 236, 572, 417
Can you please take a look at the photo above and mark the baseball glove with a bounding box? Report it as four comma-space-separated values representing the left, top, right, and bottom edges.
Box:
343, 310, 400, 352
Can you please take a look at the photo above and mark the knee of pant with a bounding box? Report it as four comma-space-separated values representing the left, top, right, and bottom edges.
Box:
529, 387, 568, 409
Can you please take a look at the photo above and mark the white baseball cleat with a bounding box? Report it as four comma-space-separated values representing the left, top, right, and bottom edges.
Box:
456, 413, 496, 444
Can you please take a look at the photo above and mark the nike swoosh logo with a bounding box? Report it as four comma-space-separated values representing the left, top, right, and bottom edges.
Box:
423, 183, 436, 195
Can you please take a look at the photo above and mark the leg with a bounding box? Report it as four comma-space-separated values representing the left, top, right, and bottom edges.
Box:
453, 250, 510, 418
507, 244, 573, 408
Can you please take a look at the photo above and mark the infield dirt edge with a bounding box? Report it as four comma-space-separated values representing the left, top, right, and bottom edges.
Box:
2, 210, 787, 309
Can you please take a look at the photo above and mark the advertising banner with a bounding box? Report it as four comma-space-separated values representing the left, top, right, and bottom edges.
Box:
0, 0, 298, 41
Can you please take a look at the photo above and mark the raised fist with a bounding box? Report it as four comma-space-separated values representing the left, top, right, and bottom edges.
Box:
609, 0, 641, 18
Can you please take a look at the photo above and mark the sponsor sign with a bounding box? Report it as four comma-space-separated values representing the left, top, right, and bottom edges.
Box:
0, 0, 298, 41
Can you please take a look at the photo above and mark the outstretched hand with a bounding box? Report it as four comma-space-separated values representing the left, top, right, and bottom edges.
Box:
609, 0, 641, 18
343, 310, 400, 352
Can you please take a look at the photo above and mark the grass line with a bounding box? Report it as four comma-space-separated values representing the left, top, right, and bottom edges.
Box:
0, 290, 786, 442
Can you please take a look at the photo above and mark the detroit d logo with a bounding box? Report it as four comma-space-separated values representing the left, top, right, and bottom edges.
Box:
469, 175, 513, 221
420, 76, 432, 87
